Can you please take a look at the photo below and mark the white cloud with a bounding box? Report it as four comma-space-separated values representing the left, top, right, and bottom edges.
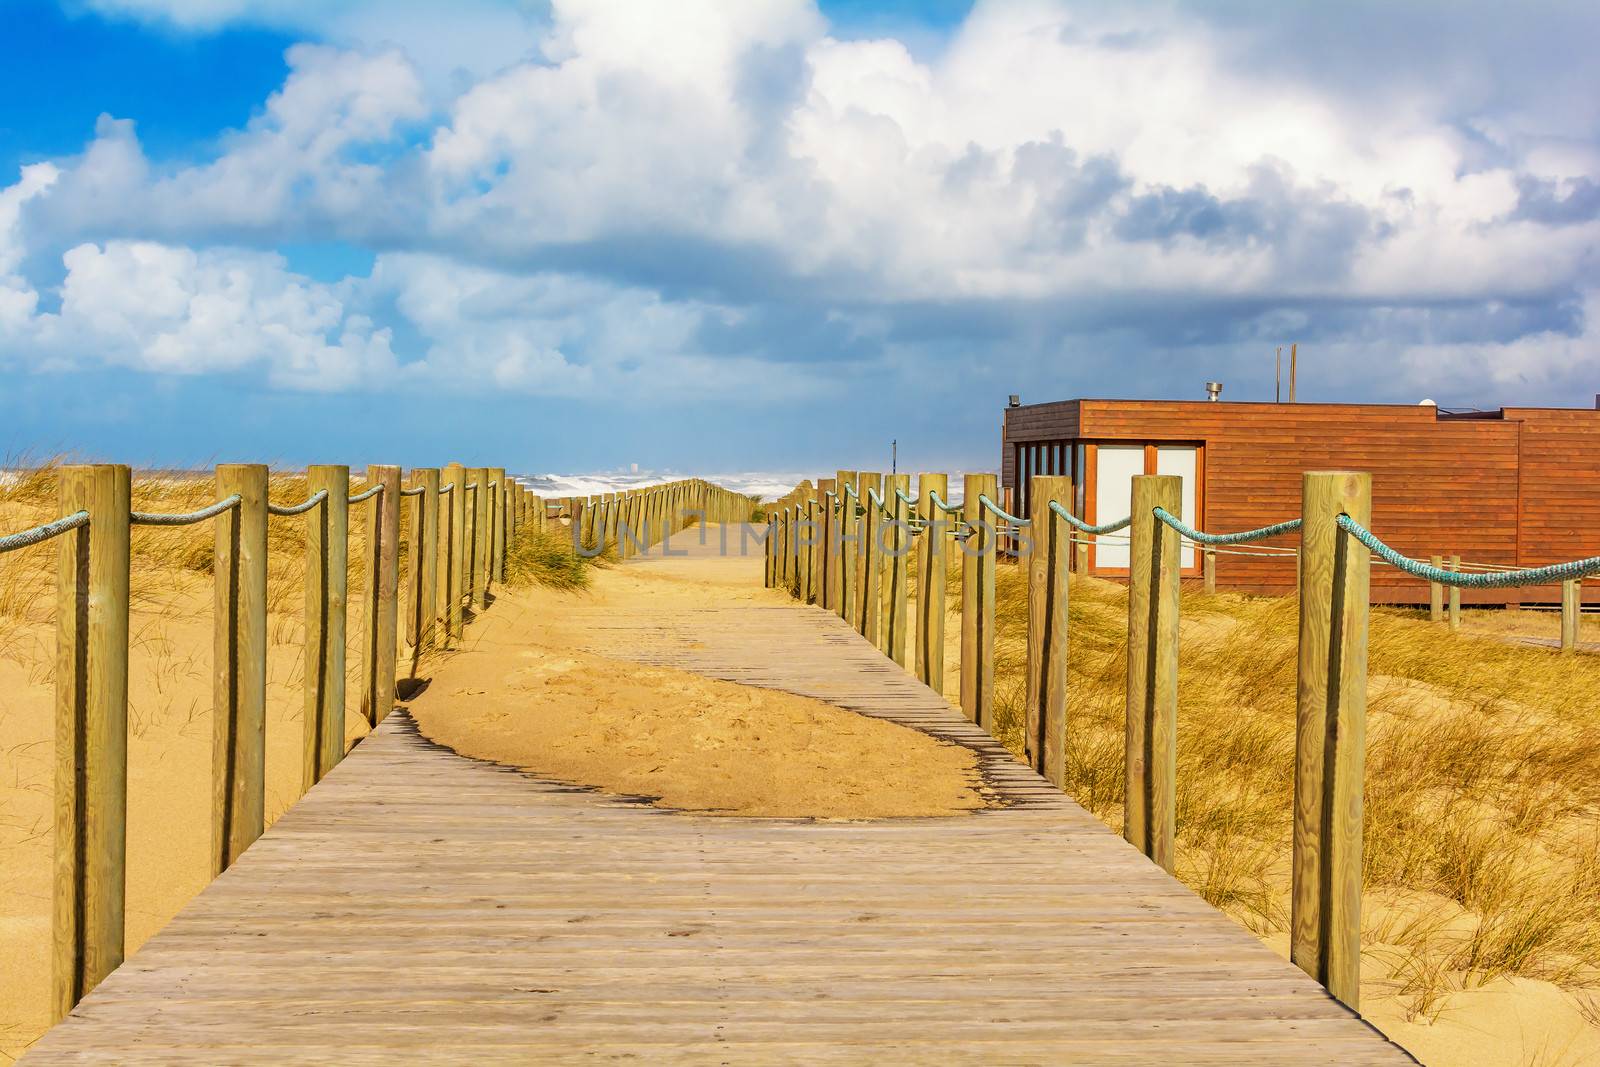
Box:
0, 237, 398, 389
10, 0, 1600, 406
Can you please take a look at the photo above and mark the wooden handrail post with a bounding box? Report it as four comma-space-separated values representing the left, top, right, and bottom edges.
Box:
411, 468, 440, 667
804, 494, 820, 604
960, 473, 997, 730
469, 468, 491, 609
303, 465, 348, 792
883, 473, 910, 665
819, 483, 832, 607
916, 473, 949, 691
1562, 579, 1580, 652
362, 466, 402, 728
489, 467, 506, 584
776, 505, 789, 590
442, 464, 466, 643
1429, 555, 1443, 623
858, 474, 884, 642
213, 463, 268, 875
817, 478, 836, 610
1292, 470, 1371, 1010
764, 515, 775, 587
836, 470, 858, 625
53, 463, 130, 1021
1202, 547, 1216, 594
1026, 476, 1073, 788
1125, 474, 1181, 872
1448, 554, 1461, 632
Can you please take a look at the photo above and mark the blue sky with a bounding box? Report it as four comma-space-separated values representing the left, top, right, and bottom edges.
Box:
1, 0, 1597, 474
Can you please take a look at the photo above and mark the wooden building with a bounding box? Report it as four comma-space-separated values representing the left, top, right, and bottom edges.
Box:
1000, 398, 1600, 605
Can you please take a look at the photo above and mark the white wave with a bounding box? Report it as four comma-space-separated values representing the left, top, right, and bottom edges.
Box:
515, 470, 809, 503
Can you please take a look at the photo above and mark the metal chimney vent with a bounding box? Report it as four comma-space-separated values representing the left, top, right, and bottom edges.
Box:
1204, 381, 1223, 402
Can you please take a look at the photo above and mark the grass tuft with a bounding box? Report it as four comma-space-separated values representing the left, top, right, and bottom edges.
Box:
503, 526, 596, 590
975, 561, 1600, 1018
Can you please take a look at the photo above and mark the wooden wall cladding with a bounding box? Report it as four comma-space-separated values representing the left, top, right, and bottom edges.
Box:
1001, 400, 1600, 605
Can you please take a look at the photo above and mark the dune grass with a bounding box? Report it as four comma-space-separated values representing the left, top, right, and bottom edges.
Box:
503, 525, 597, 590
955, 560, 1600, 1019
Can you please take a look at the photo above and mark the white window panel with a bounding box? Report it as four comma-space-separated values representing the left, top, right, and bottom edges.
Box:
1094, 446, 1143, 568
1155, 446, 1198, 569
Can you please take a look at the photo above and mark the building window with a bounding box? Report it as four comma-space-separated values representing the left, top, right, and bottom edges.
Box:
1089, 442, 1203, 573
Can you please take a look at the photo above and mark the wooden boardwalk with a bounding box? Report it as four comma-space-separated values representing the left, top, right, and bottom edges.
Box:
24, 528, 1413, 1064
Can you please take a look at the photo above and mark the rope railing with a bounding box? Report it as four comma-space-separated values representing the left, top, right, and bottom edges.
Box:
1337, 515, 1600, 589
130, 494, 242, 526
266, 489, 329, 517
1047, 500, 1131, 536
7, 462, 747, 1025
978, 494, 1028, 526
0, 510, 90, 553
1151, 507, 1301, 545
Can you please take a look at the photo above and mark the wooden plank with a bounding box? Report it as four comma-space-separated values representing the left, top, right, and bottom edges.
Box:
25, 525, 1410, 1065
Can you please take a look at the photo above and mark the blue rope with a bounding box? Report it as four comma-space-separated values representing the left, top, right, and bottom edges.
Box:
1152, 507, 1301, 545
1337, 514, 1600, 588
0, 510, 89, 553
977, 494, 1029, 526
1045, 500, 1130, 535
926, 489, 962, 515
131, 494, 242, 526
267, 489, 329, 517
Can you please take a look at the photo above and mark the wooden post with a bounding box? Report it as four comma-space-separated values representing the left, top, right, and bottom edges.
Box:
1026, 476, 1073, 788
1448, 555, 1461, 632
855, 473, 883, 637
817, 478, 836, 610
1124, 475, 1181, 871
836, 470, 858, 625
303, 465, 348, 792
860, 476, 884, 643
883, 473, 910, 666
1202, 547, 1216, 594
212, 464, 268, 876
361, 466, 401, 728
410, 468, 440, 668
916, 473, 949, 691
1292, 471, 1371, 1010
799, 495, 816, 603
470, 468, 491, 609
763, 515, 775, 587
53, 464, 130, 1021
960, 473, 997, 730
442, 464, 466, 643
1429, 554, 1444, 623
489, 467, 506, 584
1562, 579, 1580, 652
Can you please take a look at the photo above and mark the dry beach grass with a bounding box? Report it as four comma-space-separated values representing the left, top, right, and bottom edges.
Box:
923, 558, 1600, 1065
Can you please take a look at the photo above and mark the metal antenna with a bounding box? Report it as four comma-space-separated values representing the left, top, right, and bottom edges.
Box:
891, 439, 897, 476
